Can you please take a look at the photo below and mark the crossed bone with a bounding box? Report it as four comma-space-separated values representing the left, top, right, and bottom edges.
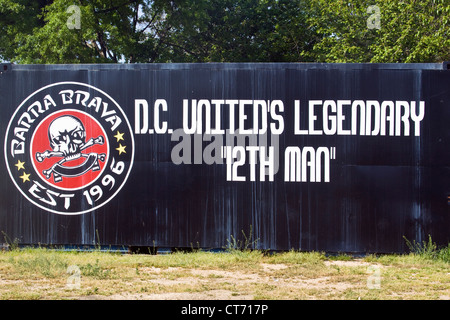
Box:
35, 136, 105, 181
36, 136, 104, 163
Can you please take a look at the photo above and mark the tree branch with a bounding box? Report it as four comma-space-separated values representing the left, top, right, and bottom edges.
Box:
93, 0, 141, 14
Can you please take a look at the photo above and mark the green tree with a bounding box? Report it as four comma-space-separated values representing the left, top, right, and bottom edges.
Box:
1, 0, 168, 63
118, 0, 316, 62
307, 0, 450, 63
1, 0, 448, 64
0, 0, 48, 62
0, 0, 317, 63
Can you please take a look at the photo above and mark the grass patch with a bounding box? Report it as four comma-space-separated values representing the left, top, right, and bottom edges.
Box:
6, 248, 68, 278
266, 250, 326, 265
0, 244, 448, 300
403, 235, 450, 263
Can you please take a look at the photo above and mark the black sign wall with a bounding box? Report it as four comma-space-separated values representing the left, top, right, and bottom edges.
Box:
0, 63, 449, 253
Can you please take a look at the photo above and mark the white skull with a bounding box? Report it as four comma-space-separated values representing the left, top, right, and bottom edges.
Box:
48, 115, 86, 158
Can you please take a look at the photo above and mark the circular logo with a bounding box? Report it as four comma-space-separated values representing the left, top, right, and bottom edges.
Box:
4, 82, 134, 215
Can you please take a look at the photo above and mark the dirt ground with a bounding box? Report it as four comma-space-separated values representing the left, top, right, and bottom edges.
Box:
1, 253, 449, 300
71, 260, 385, 300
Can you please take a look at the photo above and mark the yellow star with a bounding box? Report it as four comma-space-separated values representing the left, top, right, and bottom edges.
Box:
15, 160, 25, 171
116, 144, 126, 155
19, 172, 30, 183
114, 131, 124, 142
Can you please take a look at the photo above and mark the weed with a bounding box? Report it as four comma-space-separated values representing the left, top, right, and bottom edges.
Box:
436, 244, 450, 263
9, 249, 68, 278
225, 225, 259, 252
328, 252, 353, 261
403, 235, 437, 258
1, 231, 20, 251
80, 258, 111, 279
266, 249, 325, 265
402, 235, 450, 264
94, 229, 101, 251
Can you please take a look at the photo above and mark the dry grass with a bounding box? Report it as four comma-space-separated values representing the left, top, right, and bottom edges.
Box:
0, 248, 448, 300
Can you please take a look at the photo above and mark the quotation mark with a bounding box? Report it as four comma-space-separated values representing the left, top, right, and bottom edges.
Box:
330, 147, 336, 160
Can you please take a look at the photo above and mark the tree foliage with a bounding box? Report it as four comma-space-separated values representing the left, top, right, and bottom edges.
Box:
0, 0, 448, 64
308, 0, 450, 63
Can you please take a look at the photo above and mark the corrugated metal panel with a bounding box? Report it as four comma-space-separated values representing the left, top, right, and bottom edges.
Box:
0, 63, 448, 253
